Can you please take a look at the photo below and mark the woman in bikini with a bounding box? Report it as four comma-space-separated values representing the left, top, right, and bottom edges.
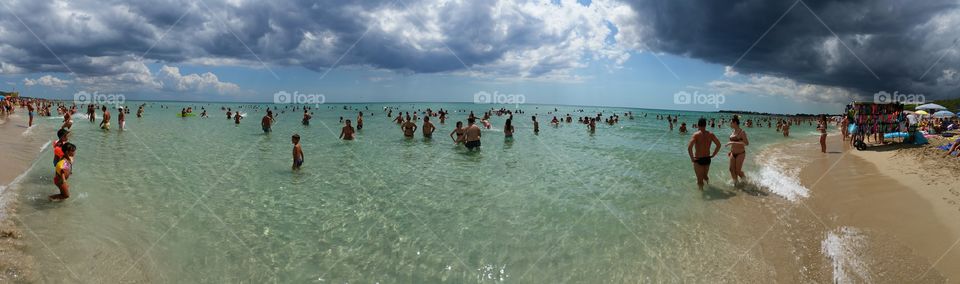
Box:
449, 121, 465, 144
818, 115, 827, 153
727, 115, 749, 184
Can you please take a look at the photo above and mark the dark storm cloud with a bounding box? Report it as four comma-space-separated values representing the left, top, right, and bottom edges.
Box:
627, 0, 960, 98
1, 0, 626, 82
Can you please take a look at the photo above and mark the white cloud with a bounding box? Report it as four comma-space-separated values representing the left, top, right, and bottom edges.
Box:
1, 62, 25, 74
156, 65, 240, 94
23, 75, 72, 88
937, 68, 959, 86
723, 66, 738, 77
708, 74, 858, 104
363, 0, 638, 81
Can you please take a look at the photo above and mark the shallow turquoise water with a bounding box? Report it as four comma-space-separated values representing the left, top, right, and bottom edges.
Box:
12, 102, 821, 282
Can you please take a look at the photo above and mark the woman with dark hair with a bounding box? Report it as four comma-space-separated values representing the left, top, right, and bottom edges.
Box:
817, 115, 828, 153
503, 118, 514, 139
727, 115, 749, 184
450, 121, 465, 144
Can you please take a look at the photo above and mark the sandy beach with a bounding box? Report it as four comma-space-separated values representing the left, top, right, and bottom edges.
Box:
0, 114, 49, 282
689, 131, 960, 283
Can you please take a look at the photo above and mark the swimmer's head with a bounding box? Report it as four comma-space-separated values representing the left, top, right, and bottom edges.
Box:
731, 115, 740, 126
424, 116, 430, 122
456, 121, 463, 127
57, 128, 70, 140
697, 118, 707, 128
292, 134, 300, 143
62, 143, 77, 156
468, 117, 476, 124
345, 119, 352, 125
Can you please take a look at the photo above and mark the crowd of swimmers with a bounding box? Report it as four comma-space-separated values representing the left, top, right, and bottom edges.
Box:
0, 97, 852, 200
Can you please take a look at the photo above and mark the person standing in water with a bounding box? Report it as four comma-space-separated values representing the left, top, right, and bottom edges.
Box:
99, 106, 111, 130
339, 119, 355, 140
464, 117, 482, 151
234, 111, 243, 125
87, 104, 96, 123
726, 115, 749, 184
291, 134, 303, 170
27, 103, 34, 127
450, 121, 465, 144
118, 107, 126, 130
687, 118, 721, 191
422, 116, 436, 138
50, 143, 76, 201
401, 117, 418, 138
818, 116, 827, 153
503, 118, 514, 139
62, 111, 73, 130
302, 110, 312, 125
261, 110, 274, 133
356, 112, 364, 130
532, 116, 539, 134
53, 129, 70, 166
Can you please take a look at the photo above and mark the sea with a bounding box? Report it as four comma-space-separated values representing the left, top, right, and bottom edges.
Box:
4, 101, 830, 282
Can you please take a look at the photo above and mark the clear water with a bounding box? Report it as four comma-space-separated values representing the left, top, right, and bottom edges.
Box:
11, 102, 822, 282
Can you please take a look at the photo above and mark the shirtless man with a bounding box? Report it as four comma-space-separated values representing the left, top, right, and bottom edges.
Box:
422, 116, 436, 138
402, 117, 418, 137
687, 118, 722, 191
261, 110, 274, 133
99, 106, 111, 130
339, 119, 355, 140
464, 117, 482, 151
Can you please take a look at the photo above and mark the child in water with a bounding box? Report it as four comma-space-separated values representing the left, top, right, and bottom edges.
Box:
50, 143, 76, 201
291, 134, 303, 170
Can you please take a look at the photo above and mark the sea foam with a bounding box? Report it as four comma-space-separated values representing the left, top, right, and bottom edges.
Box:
750, 147, 810, 202
822, 226, 871, 284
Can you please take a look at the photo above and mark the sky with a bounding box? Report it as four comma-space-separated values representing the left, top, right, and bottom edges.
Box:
1, 0, 959, 114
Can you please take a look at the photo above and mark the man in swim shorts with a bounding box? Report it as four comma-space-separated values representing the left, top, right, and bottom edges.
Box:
99, 106, 111, 130
687, 118, 721, 191
262, 110, 274, 133
464, 117, 482, 150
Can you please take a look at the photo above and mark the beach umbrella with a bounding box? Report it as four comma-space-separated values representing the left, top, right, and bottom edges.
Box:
916, 110, 930, 115
933, 110, 956, 118
916, 103, 947, 111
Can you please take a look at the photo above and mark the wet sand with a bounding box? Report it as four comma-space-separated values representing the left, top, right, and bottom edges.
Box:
0, 113, 51, 282
701, 132, 959, 283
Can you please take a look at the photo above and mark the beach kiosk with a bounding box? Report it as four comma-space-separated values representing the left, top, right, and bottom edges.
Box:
845, 102, 913, 150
